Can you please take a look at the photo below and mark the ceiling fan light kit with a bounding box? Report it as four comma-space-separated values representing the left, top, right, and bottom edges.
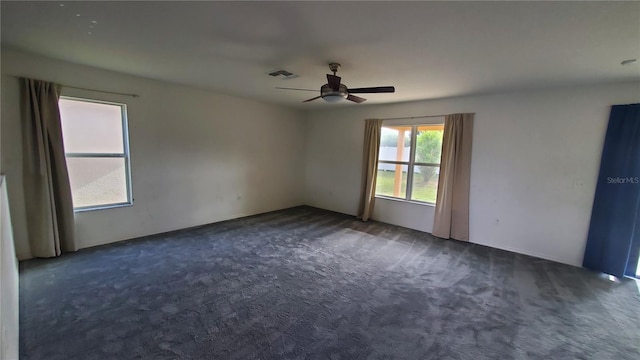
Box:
278, 63, 395, 104
320, 84, 348, 102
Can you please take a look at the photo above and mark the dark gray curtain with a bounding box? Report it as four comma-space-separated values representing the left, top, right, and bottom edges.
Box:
22, 78, 76, 257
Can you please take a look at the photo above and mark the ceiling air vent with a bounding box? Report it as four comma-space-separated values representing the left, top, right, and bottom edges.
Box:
268, 70, 298, 79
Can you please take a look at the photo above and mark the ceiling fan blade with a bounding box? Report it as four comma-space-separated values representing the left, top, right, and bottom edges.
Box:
303, 96, 322, 102
346, 94, 367, 103
327, 74, 341, 90
275, 87, 318, 92
348, 86, 395, 94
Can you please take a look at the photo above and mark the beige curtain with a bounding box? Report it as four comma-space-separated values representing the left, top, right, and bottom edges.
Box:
22, 78, 76, 257
433, 113, 474, 241
357, 119, 383, 221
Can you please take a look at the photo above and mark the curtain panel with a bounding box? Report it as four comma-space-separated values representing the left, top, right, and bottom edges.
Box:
432, 113, 474, 241
22, 78, 76, 257
357, 119, 383, 221
583, 103, 640, 278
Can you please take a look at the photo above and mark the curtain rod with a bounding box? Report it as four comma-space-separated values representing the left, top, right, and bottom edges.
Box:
9, 75, 140, 98
62, 85, 139, 98
378, 114, 447, 121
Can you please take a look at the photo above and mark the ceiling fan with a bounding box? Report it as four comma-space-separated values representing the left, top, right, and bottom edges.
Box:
276, 63, 395, 103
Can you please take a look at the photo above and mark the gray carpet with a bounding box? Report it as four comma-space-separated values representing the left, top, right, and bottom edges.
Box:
20, 206, 640, 359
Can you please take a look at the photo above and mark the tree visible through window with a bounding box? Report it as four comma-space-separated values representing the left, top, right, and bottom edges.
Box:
375, 124, 444, 203
59, 97, 133, 210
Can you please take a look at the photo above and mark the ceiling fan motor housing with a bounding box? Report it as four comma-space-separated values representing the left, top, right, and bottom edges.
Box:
321, 84, 348, 101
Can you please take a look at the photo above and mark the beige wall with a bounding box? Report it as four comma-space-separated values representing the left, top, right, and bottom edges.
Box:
303, 82, 640, 266
0, 176, 19, 360
1, 48, 306, 260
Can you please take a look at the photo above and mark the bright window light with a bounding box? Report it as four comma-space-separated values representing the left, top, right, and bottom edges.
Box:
59, 97, 133, 211
375, 123, 444, 204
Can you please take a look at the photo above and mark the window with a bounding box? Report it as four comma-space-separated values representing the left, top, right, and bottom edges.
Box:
375, 124, 444, 204
59, 97, 132, 211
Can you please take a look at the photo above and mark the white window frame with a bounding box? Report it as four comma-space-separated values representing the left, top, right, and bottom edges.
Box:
60, 96, 133, 212
375, 118, 444, 205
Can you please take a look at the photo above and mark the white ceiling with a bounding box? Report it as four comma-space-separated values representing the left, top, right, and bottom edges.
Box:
2, 1, 639, 109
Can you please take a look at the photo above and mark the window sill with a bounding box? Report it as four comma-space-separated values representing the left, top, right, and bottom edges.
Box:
74, 202, 133, 213
375, 195, 436, 207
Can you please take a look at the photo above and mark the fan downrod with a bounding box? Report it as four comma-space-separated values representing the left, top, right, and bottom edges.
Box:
328, 62, 341, 75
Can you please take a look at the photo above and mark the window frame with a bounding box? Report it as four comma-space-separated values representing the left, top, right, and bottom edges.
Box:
59, 96, 134, 212
375, 121, 444, 205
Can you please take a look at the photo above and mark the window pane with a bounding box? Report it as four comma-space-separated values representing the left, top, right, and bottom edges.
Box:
59, 98, 124, 154
415, 125, 444, 164
66, 157, 128, 208
375, 163, 408, 199
411, 165, 439, 203
379, 126, 411, 162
